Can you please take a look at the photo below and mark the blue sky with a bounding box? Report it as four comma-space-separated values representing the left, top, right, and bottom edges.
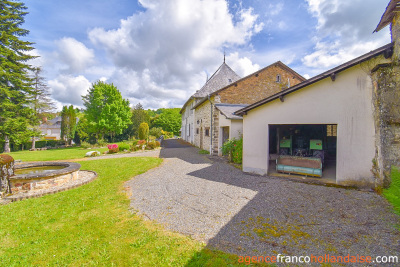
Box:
23, 0, 391, 110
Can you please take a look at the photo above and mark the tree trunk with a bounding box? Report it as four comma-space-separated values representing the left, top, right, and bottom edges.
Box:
31, 137, 36, 150
4, 135, 10, 153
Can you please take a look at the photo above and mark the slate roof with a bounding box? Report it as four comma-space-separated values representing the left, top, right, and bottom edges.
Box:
193, 62, 240, 98
180, 62, 240, 114
215, 103, 249, 120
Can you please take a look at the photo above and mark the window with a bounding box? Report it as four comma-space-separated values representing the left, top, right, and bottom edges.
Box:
327, 125, 337, 137
276, 74, 281, 83
228, 78, 232, 83
205, 127, 210, 136
196, 128, 199, 134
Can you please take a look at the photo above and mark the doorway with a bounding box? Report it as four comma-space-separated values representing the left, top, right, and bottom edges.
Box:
268, 124, 337, 181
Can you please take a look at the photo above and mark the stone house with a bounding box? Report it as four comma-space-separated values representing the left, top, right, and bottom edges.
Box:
189, 61, 305, 155
235, 0, 400, 189
180, 61, 241, 145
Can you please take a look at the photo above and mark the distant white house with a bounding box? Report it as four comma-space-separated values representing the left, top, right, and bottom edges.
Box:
39, 116, 79, 140
39, 117, 62, 140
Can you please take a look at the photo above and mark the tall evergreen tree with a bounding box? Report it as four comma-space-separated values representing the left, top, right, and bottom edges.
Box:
130, 103, 150, 138
30, 67, 56, 149
60, 105, 77, 145
0, 0, 36, 152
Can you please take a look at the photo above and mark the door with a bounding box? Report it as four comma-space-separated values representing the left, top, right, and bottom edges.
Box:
222, 127, 229, 145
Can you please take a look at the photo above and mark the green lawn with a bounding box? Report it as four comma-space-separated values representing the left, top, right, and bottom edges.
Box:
0, 157, 256, 266
6, 147, 109, 162
384, 166, 400, 217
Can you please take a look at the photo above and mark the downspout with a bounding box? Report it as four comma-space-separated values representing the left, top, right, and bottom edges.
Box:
208, 94, 213, 155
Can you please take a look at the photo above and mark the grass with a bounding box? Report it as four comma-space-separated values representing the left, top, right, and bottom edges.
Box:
6, 147, 109, 162
383, 166, 400, 217
0, 157, 260, 266
198, 149, 210, 155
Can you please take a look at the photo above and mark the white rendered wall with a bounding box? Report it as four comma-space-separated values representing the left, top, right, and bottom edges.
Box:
242, 65, 376, 187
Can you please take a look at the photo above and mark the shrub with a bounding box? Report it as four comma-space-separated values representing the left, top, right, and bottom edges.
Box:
96, 139, 108, 147
198, 149, 209, 155
146, 141, 160, 150
130, 145, 141, 152
149, 127, 163, 138
118, 142, 130, 151
131, 139, 138, 146
137, 140, 146, 146
138, 123, 149, 140
221, 137, 243, 164
107, 144, 119, 154
161, 130, 173, 139
80, 141, 91, 149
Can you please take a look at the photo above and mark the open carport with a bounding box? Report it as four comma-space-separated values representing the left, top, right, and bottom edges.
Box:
268, 124, 337, 183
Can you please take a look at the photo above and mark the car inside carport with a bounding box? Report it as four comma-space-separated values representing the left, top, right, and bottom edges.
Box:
268, 124, 337, 182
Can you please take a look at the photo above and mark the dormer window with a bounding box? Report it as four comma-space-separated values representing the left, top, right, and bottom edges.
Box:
276, 74, 281, 83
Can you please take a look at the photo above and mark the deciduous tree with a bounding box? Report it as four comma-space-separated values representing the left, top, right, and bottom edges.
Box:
152, 108, 181, 135
82, 81, 131, 141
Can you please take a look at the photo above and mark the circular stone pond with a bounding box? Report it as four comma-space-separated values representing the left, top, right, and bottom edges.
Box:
10, 162, 81, 194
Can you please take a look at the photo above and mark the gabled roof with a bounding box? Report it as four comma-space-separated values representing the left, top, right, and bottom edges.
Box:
193, 62, 241, 98
215, 104, 248, 120
192, 61, 305, 110
180, 62, 240, 114
374, 0, 400, 32
235, 43, 394, 116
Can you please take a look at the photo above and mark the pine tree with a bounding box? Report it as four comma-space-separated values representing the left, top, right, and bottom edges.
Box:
0, 0, 36, 152
30, 67, 56, 149
130, 103, 150, 138
60, 105, 77, 145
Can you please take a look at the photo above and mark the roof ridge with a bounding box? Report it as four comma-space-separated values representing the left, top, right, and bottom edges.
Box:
235, 42, 394, 116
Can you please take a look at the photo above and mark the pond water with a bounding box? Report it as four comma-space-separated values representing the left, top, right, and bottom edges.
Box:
14, 166, 65, 175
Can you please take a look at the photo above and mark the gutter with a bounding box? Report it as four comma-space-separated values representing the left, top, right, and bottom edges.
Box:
234, 42, 394, 116
208, 94, 213, 155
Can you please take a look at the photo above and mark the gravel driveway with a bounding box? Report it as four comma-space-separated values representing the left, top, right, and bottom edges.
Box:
126, 139, 400, 263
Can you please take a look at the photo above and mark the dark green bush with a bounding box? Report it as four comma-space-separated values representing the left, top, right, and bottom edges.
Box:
221, 137, 243, 164
118, 143, 130, 151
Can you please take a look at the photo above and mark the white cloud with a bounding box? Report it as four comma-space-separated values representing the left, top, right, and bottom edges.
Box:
267, 2, 284, 16
55, 37, 95, 73
226, 52, 260, 76
48, 75, 92, 107
303, 0, 390, 71
88, 0, 262, 108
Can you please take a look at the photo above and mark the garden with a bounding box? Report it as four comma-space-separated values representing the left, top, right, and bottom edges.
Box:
0, 147, 257, 266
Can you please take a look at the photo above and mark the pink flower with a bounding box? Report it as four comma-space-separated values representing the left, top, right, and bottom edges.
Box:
107, 144, 118, 150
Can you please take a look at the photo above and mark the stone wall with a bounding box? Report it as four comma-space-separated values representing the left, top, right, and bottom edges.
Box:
372, 63, 400, 187
194, 100, 213, 150
193, 63, 304, 154
11, 171, 80, 194
217, 64, 304, 104
0, 154, 14, 197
